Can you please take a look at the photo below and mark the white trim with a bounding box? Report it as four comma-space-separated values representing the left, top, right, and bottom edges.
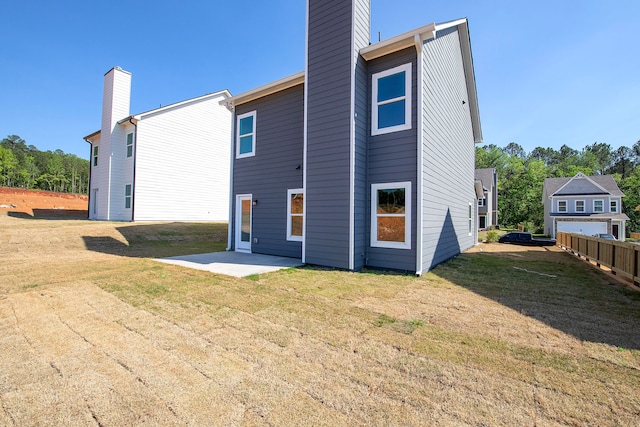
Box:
468, 202, 473, 236
302, 0, 309, 264
236, 111, 257, 159
593, 199, 604, 213
575, 199, 585, 213
552, 172, 611, 197
360, 22, 436, 60
126, 132, 133, 158
557, 199, 567, 213
124, 184, 132, 209
226, 110, 236, 251
287, 189, 304, 242
415, 38, 424, 275
235, 194, 252, 253
371, 63, 412, 136
220, 72, 304, 109
371, 182, 412, 250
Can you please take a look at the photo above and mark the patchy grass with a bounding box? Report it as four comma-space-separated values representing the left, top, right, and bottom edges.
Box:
1, 214, 640, 425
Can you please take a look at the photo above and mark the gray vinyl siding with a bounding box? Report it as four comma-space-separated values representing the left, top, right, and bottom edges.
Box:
232, 84, 304, 258
422, 26, 476, 270
353, 0, 370, 270
305, 0, 354, 269
366, 47, 418, 272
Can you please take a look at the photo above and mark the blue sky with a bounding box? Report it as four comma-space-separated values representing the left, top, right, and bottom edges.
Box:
1, 0, 638, 159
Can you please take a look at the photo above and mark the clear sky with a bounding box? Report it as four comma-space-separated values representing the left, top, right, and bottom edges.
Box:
1, 0, 638, 159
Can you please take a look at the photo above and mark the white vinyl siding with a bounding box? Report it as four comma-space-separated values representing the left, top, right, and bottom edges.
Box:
371, 63, 412, 136
371, 182, 411, 249
236, 111, 256, 158
287, 189, 304, 242
133, 93, 231, 221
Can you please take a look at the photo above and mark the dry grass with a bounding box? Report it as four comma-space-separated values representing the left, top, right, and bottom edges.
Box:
1, 213, 639, 426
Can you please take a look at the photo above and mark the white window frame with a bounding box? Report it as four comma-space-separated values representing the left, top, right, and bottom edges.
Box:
371, 63, 412, 136
468, 202, 473, 236
287, 188, 304, 242
575, 200, 585, 213
126, 132, 134, 158
478, 197, 485, 207
557, 200, 567, 213
236, 111, 257, 159
93, 146, 98, 167
593, 199, 604, 213
371, 182, 411, 249
610, 200, 618, 213
125, 184, 132, 209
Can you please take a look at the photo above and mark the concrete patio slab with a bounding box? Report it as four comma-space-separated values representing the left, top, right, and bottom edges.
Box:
155, 251, 303, 277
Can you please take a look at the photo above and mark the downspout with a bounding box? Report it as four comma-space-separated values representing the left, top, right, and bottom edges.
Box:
128, 117, 137, 222
414, 33, 425, 276
83, 137, 93, 220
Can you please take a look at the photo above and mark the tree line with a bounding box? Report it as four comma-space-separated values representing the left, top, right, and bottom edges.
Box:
476, 141, 640, 235
0, 135, 89, 194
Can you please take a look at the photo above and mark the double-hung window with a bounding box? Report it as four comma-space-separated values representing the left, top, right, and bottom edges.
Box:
287, 189, 304, 241
575, 200, 585, 213
125, 184, 132, 209
610, 200, 618, 213
126, 133, 133, 158
236, 111, 256, 158
93, 146, 98, 166
593, 200, 604, 213
557, 200, 567, 213
371, 63, 412, 136
371, 182, 411, 249
478, 197, 485, 207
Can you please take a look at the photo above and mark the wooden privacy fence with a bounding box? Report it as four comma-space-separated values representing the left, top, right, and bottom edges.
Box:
557, 232, 640, 286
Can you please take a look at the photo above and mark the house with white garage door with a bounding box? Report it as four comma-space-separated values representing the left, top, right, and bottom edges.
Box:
543, 172, 628, 240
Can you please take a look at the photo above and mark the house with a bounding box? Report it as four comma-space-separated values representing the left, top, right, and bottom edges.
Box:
543, 172, 628, 240
475, 168, 498, 229
84, 67, 232, 222
221, 0, 482, 274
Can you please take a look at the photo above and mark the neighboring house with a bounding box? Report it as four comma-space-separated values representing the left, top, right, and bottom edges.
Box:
221, 0, 482, 274
543, 172, 628, 240
475, 168, 498, 229
84, 67, 232, 221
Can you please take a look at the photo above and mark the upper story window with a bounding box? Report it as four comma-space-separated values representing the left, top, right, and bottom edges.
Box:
557, 200, 567, 213
126, 133, 133, 158
478, 197, 485, 207
93, 146, 98, 166
371, 63, 412, 136
287, 189, 304, 242
371, 182, 411, 249
611, 200, 619, 213
593, 199, 604, 213
575, 200, 585, 213
125, 184, 132, 209
236, 111, 256, 158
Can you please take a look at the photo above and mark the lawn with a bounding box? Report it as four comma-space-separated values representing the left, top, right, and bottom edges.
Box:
1, 213, 639, 425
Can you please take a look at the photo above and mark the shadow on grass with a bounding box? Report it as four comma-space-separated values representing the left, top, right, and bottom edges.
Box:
432, 246, 640, 350
82, 222, 228, 259
9, 209, 88, 220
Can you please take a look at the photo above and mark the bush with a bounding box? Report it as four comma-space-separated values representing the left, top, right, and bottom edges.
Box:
486, 230, 499, 242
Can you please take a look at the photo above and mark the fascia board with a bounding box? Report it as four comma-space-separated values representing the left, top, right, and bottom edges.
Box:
221, 72, 305, 109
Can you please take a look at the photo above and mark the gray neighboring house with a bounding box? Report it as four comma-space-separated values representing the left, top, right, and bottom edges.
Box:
475, 168, 498, 229
543, 172, 628, 240
221, 0, 483, 274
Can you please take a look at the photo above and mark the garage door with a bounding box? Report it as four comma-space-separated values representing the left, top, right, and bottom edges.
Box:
557, 221, 607, 236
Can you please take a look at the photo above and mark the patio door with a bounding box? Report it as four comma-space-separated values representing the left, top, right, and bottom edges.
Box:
235, 194, 252, 252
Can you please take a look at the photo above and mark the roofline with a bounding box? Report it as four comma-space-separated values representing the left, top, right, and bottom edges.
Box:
83, 130, 100, 142
118, 89, 232, 124
220, 71, 305, 109
360, 22, 437, 61
551, 172, 613, 197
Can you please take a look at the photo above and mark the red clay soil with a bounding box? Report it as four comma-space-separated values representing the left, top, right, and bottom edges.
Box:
0, 187, 88, 218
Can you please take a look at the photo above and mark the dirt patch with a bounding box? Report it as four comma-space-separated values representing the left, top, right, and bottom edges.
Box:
0, 187, 88, 217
